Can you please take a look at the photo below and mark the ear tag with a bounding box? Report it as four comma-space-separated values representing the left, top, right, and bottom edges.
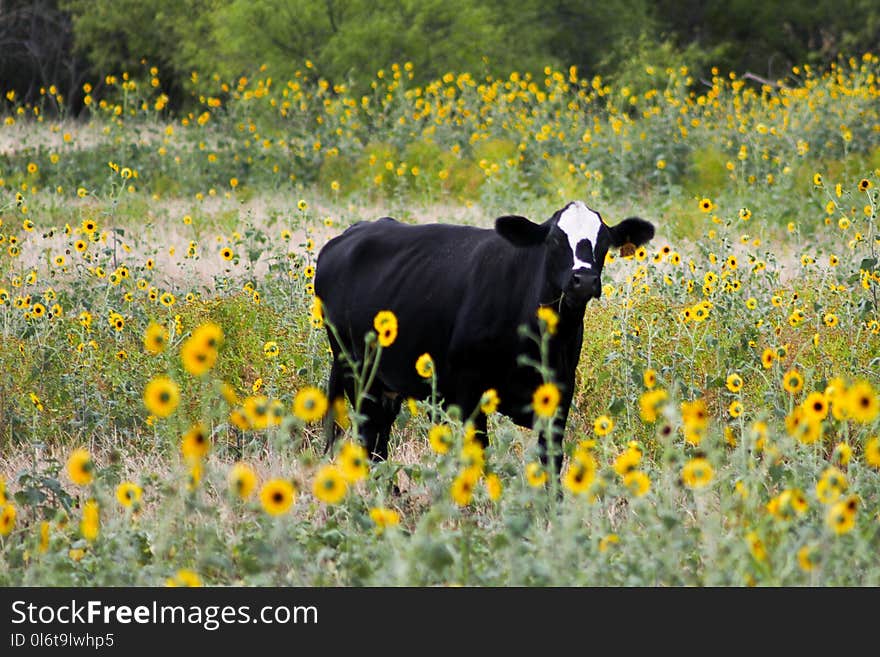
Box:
619, 243, 636, 257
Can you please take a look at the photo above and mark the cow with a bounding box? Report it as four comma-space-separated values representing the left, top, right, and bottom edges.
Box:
314, 200, 654, 476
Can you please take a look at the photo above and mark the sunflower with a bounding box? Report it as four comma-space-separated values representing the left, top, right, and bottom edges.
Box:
260, 479, 296, 515
66, 448, 94, 486
785, 406, 822, 444
38, 520, 50, 553
728, 400, 744, 418
745, 531, 767, 563
797, 544, 819, 572
369, 507, 401, 533
681, 457, 714, 489
816, 467, 848, 505
802, 392, 829, 422
415, 353, 434, 378
228, 462, 257, 499
767, 489, 808, 521
484, 473, 503, 501
845, 381, 878, 424
180, 337, 218, 376
81, 499, 100, 542
450, 469, 479, 506
599, 534, 619, 553
639, 388, 668, 422
832, 442, 852, 466
698, 198, 714, 213
532, 382, 560, 419
613, 447, 641, 476
726, 373, 743, 393
564, 454, 597, 495
681, 399, 708, 430
312, 465, 348, 505
480, 388, 500, 415
761, 348, 775, 369
228, 400, 259, 432
190, 322, 224, 351
536, 306, 558, 335
373, 310, 398, 347
525, 462, 547, 488
782, 369, 804, 394
181, 423, 211, 461
184, 460, 202, 491
162, 569, 201, 587
428, 424, 453, 454
865, 437, 880, 469
593, 414, 614, 437
0, 503, 16, 536
643, 368, 657, 389
460, 442, 485, 474
338, 442, 369, 483
143, 376, 180, 418
826, 377, 849, 420
826, 496, 857, 535
115, 482, 143, 509
292, 386, 328, 423
263, 341, 279, 358
309, 296, 324, 329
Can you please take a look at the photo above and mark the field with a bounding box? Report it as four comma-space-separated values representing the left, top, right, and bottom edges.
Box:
1, 55, 879, 586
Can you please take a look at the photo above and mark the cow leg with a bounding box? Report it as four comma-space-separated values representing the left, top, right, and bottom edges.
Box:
538, 372, 577, 477
357, 391, 401, 462
470, 413, 489, 449
449, 368, 491, 448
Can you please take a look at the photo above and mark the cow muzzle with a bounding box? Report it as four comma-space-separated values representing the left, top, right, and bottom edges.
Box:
567, 269, 601, 301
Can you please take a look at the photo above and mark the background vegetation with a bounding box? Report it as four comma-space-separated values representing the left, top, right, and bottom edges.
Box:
2, 0, 879, 109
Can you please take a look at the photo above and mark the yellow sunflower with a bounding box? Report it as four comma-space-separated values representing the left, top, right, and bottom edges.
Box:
260, 479, 296, 516
532, 382, 560, 419
143, 376, 180, 418
228, 462, 257, 499
181, 423, 211, 462
115, 482, 143, 509
66, 448, 94, 486
312, 465, 348, 505
292, 386, 328, 423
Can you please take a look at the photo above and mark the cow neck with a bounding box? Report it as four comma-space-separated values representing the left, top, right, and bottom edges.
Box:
555, 297, 588, 337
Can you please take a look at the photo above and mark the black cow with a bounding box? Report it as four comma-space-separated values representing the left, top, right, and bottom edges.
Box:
314, 201, 654, 475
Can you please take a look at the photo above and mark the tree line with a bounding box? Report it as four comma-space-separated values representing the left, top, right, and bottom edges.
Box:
2, 0, 878, 111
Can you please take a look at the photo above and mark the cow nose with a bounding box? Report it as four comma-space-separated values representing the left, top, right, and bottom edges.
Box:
570, 270, 600, 298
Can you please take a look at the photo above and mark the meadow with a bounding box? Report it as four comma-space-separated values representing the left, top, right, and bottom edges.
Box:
0, 54, 879, 586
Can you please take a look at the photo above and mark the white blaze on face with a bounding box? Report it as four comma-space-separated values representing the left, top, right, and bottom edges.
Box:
557, 201, 603, 271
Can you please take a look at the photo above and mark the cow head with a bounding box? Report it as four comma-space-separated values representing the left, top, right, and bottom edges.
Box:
495, 201, 655, 308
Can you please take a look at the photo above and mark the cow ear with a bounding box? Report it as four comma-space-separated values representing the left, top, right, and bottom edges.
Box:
608, 217, 655, 248
495, 215, 550, 247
